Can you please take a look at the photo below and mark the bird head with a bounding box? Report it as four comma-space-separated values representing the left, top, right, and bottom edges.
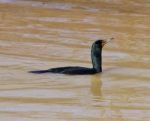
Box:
95, 38, 114, 48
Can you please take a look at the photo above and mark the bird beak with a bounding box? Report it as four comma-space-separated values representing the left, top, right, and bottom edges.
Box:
102, 38, 114, 47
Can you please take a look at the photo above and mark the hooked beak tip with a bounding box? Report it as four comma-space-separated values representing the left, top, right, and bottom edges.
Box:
106, 37, 114, 43
102, 37, 114, 47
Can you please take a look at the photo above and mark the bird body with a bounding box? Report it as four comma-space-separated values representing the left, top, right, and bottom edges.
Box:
30, 66, 97, 75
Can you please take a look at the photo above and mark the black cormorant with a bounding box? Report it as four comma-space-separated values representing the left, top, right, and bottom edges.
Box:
29, 39, 113, 75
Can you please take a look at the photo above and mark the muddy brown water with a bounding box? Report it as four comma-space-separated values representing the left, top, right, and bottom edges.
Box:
0, 0, 150, 121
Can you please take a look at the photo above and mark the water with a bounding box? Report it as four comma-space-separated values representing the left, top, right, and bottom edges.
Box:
0, 0, 150, 121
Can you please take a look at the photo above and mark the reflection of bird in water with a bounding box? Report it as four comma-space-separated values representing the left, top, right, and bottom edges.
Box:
30, 38, 113, 75
91, 74, 102, 96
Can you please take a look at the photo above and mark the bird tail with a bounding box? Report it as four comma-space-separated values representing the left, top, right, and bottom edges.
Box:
29, 70, 50, 74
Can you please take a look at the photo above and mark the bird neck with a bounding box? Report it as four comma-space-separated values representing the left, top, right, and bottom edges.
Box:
91, 45, 102, 72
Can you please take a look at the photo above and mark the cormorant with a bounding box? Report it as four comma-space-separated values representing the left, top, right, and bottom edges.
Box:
29, 38, 113, 75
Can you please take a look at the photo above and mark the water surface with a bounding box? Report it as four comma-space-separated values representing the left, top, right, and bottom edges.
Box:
0, 0, 150, 121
